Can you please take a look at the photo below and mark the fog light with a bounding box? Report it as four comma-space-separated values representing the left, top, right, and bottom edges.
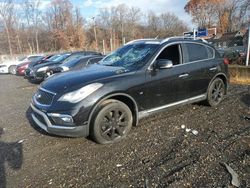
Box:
61, 117, 72, 123
48, 113, 74, 125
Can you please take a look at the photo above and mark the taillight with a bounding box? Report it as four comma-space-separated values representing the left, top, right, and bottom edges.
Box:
223, 58, 229, 65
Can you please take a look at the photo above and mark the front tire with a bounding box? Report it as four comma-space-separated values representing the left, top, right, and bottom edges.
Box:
90, 99, 133, 144
9, 65, 17, 75
207, 78, 225, 107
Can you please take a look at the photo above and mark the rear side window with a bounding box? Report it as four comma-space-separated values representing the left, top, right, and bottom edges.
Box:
206, 46, 214, 58
184, 43, 214, 62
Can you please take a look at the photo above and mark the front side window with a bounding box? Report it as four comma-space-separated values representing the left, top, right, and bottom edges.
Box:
156, 44, 181, 66
99, 43, 159, 70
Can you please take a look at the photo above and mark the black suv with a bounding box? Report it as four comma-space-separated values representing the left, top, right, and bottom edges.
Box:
30, 38, 229, 144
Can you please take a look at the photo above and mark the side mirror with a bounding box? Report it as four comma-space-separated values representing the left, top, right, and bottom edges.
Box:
154, 59, 173, 69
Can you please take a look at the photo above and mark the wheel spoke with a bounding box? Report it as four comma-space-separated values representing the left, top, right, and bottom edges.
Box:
118, 113, 125, 121
105, 112, 113, 121
218, 82, 222, 90
212, 93, 216, 99
118, 121, 127, 127
115, 127, 124, 136
101, 126, 112, 136
110, 129, 117, 139
114, 109, 119, 120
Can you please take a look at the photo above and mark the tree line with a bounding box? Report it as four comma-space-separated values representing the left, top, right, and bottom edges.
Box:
0, 0, 188, 55
0, 0, 249, 56
185, 0, 250, 33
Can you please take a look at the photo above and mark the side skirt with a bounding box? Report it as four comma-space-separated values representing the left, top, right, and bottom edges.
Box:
138, 94, 207, 119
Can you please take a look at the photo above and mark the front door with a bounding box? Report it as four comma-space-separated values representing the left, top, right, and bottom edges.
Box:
144, 44, 190, 110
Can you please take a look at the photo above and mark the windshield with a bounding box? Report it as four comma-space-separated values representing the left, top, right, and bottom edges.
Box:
99, 43, 159, 69
28, 56, 43, 62
52, 54, 70, 62
62, 57, 84, 67
47, 55, 61, 61
61, 54, 85, 64
18, 56, 26, 61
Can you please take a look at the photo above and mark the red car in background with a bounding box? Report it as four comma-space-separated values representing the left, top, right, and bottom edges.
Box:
16, 55, 53, 76
16, 61, 30, 75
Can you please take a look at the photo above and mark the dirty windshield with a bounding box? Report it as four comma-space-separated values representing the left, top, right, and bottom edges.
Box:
99, 43, 159, 69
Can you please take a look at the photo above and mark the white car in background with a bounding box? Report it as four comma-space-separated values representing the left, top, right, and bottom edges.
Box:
0, 55, 44, 74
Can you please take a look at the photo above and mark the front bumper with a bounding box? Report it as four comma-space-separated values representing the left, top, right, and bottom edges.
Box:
0, 66, 9, 73
16, 68, 26, 76
30, 103, 89, 137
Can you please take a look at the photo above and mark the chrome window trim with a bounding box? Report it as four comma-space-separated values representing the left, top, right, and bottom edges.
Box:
182, 41, 215, 61
147, 41, 182, 71
147, 41, 216, 71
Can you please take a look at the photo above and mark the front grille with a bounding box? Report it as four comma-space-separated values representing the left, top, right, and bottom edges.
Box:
25, 68, 34, 76
54, 67, 63, 72
25, 69, 30, 75
35, 89, 55, 105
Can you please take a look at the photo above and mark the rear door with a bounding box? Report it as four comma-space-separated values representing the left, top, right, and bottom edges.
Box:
181, 42, 218, 97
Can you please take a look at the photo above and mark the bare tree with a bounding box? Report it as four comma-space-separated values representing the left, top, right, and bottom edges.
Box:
0, 0, 15, 55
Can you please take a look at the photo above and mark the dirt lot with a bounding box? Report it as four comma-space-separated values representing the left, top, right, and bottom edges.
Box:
0, 74, 250, 188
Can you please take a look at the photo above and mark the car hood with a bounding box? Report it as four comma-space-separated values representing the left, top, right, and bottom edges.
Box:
41, 64, 130, 93
17, 61, 30, 67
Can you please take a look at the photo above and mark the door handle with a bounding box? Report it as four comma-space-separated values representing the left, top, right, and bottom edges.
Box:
179, 73, 189, 78
209, 67, 217, 71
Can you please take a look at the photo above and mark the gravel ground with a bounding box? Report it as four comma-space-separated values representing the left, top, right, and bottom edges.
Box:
0, 74, 250, 188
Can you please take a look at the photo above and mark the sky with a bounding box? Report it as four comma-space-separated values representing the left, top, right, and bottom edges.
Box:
40, 0, 195, 28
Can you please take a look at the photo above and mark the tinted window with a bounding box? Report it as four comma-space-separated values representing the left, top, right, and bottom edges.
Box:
206, 46, 214, 58
185, 43, 212, 62
156, 44, 180, 65
88, 56, 104, 64
62, 54, 85, 64
28, 56, 43, 61
63, 57, 90, 67
53, 54, 71, 62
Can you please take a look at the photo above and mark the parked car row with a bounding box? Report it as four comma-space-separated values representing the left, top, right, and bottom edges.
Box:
24, 51, 104, 82
0, 51, 105, 84
0, 55, 45, 74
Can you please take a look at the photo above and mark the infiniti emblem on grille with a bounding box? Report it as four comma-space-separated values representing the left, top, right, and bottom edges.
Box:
36, 93, 42, 99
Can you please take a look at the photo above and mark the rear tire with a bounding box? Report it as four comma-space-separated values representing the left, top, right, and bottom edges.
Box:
90, 99, 133, 144
9, 65, 17, 75
206, 78, 225, 107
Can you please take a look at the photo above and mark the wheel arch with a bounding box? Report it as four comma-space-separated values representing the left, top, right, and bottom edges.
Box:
87, 93, 139, 133
208, 73, 228, 94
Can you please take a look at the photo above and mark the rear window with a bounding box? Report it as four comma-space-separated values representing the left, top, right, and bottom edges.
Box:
28, 56, 43, 61
185, 43, 214, 62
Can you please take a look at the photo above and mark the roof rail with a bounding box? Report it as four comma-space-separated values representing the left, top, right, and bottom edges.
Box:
125, 38, 158, 45
161, 36, 208, 44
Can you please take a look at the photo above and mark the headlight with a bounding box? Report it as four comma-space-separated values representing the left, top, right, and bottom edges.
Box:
58, 83, 103, 103
37, 66, 48, 72
61, 66, 69, 71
